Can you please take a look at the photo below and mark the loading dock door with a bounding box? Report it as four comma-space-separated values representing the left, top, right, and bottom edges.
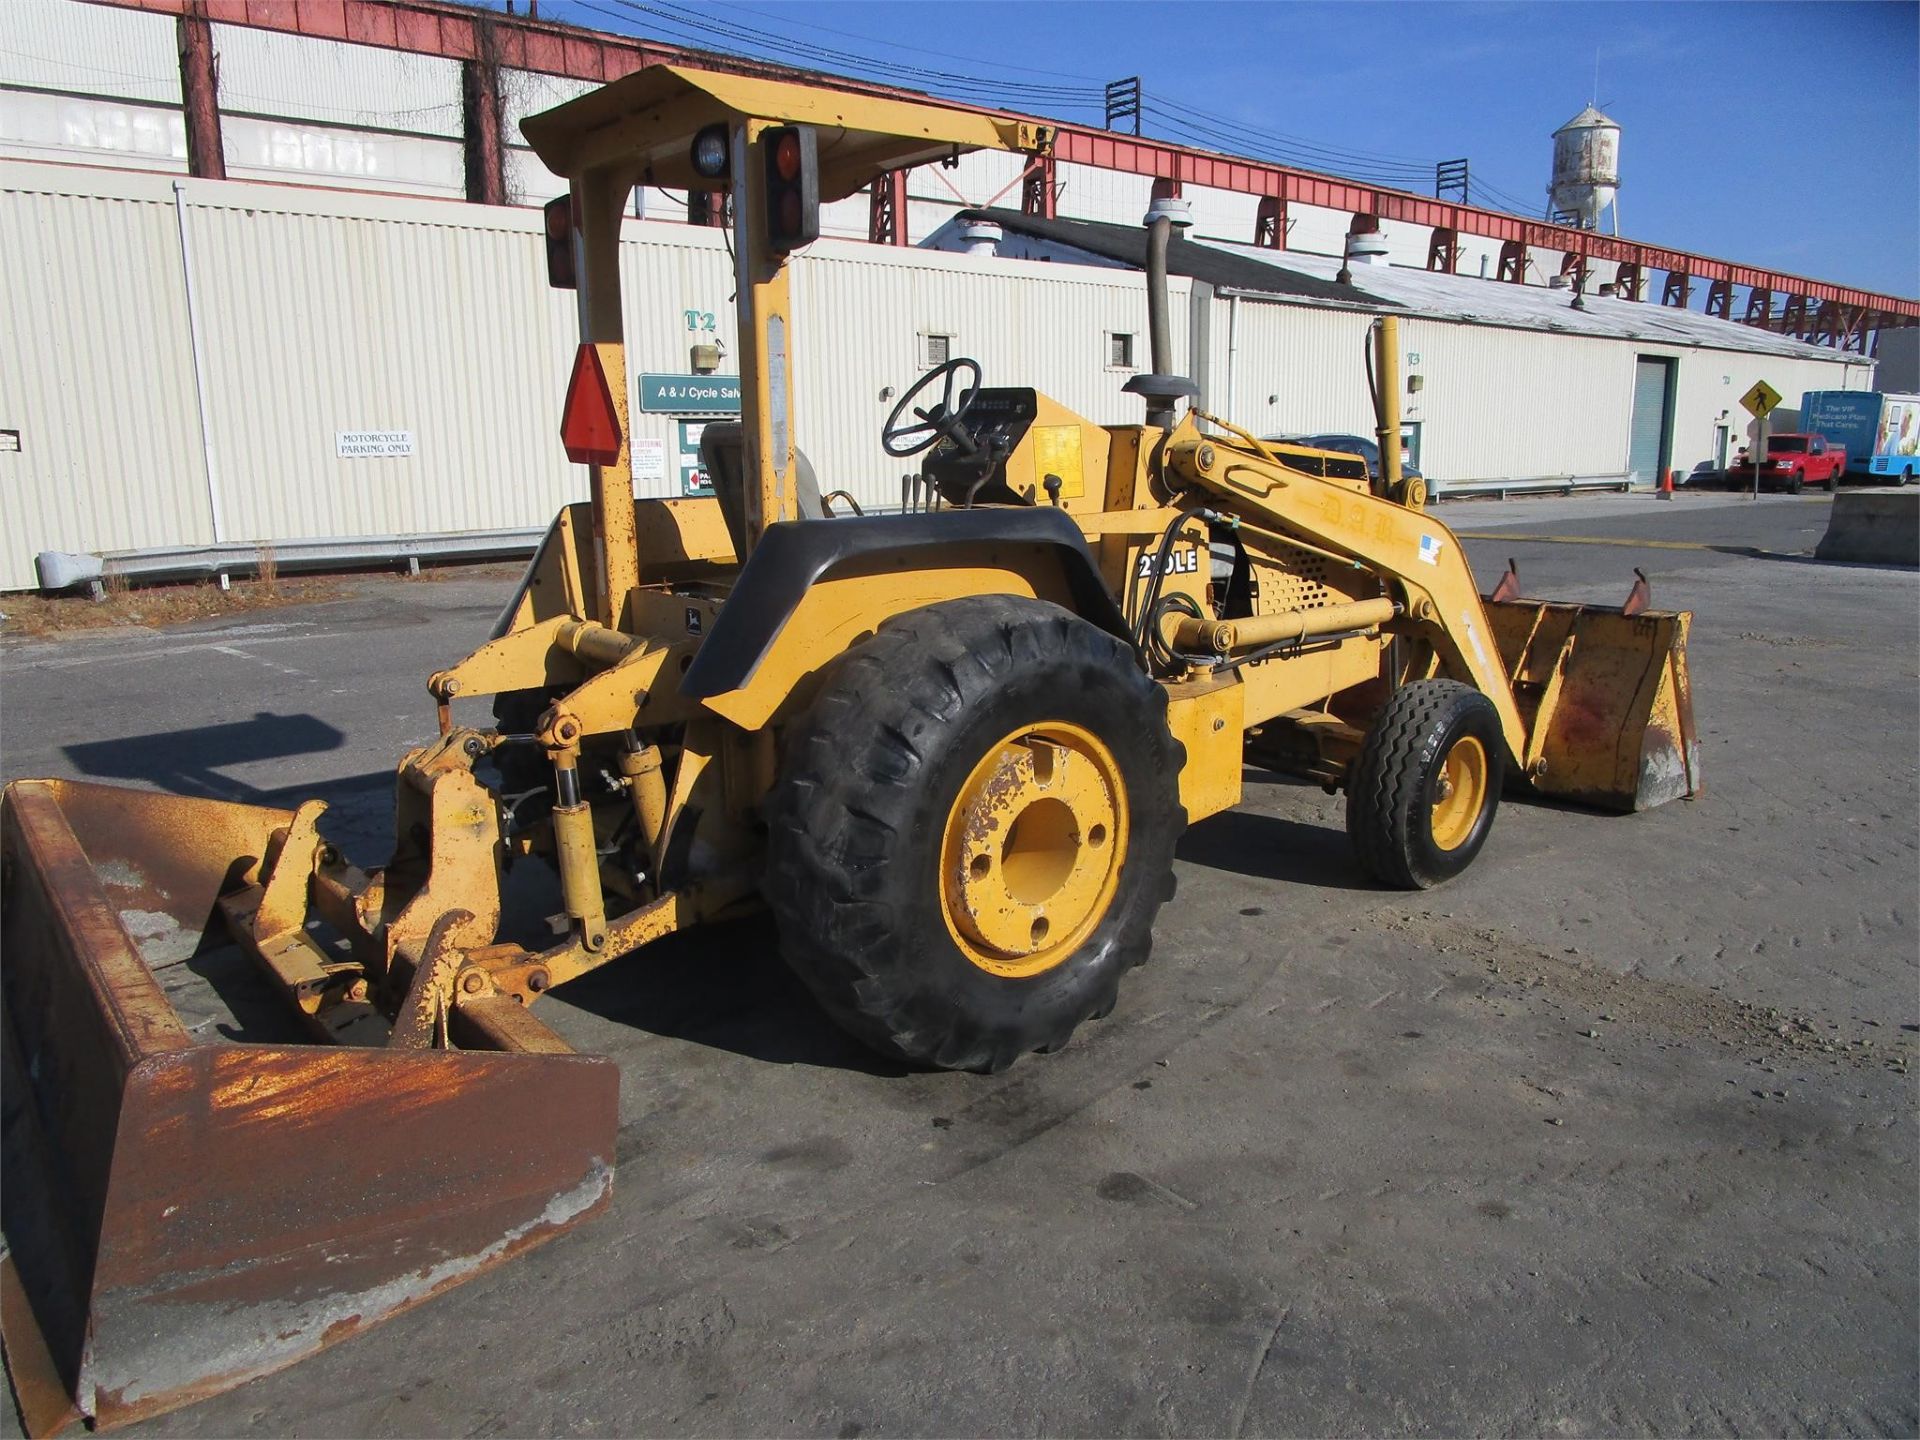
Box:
1628, 356, 1675, 483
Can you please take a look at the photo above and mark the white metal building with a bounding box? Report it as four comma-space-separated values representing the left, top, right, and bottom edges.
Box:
0, 0, 1885, 592
0, 162, 1194, 591
0, 156, 1867, 593
928, 209, 1870, 488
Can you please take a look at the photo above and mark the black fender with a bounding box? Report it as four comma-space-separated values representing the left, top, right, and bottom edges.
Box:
680, 509, 1129, 701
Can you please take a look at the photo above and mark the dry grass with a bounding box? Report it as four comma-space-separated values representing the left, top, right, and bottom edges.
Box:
1, 575, 344, 639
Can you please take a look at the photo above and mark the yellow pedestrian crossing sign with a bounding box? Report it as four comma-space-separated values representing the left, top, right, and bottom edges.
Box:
1740, 379, 1782, 419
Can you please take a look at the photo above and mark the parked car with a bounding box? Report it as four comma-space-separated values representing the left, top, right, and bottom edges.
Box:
1727, 433, 1847, 494
1268, 433, 1425, 491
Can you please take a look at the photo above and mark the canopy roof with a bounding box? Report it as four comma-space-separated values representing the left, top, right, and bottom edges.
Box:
522, 64, 1049, 198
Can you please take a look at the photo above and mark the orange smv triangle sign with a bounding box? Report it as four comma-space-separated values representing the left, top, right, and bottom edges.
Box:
560, 344, 622, 466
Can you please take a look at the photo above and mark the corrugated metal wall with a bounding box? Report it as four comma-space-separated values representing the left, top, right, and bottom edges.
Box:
180, 182, 579, 543
0, 158, 1868, 591
0, 163, 1178, 589
1394, 317, 1634, 479
0, 0, 180, 105
0, 171, 213, 582
1214, 296, 1639, 479
794, 241, 1185, 491
1211, 295, 1859, 483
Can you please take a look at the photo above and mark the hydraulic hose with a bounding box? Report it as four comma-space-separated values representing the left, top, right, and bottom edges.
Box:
1131, 504, 1217, 656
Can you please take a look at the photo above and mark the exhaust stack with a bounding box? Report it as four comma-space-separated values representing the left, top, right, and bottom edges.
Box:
1124, 192, 1200, 428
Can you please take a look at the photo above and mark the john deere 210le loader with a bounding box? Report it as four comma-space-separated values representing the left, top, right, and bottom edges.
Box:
1, 65, 1697, 1431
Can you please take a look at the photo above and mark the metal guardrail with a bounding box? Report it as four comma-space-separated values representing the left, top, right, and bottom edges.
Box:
30, 472, 1652, 596
34, 529, 543, 596
1432, 473, 1640, 501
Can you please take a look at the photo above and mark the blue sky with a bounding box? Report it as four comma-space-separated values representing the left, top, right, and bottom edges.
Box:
544, 0, 1919, 298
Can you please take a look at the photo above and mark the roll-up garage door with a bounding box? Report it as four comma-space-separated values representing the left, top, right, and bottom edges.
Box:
1627, 356, 1674, 483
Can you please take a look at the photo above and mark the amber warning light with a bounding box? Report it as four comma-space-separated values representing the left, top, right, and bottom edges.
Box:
561, 345, 621, 465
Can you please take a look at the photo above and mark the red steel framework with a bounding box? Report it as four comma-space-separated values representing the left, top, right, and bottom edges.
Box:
91, 0, 1918, 349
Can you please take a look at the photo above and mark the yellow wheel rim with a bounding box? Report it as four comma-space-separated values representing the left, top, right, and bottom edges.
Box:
938, 722, 1128, 979
1429, 734, 1489, 851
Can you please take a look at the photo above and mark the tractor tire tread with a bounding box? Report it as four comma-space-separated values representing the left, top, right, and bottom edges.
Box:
1347, 679, 1503, 890
765, 595, 1183, 1072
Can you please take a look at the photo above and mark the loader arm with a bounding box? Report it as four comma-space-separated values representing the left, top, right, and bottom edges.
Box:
1163, 426, 1531, 765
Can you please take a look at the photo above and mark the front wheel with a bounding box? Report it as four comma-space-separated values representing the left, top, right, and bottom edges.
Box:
766, 596, 1185, 1072
1347, 679, 1505, 890
1785, 473, 1804, 495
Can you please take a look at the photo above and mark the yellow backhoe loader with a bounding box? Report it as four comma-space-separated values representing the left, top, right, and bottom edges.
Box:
0, 65, 1698, 1432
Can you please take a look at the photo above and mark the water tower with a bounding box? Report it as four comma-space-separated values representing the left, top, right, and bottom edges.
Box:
1547, 105, 1621, 233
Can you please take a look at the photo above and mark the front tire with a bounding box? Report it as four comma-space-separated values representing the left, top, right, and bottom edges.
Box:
1785, 473, 1804, 495
1347, 679, 1505, 890
765, 596, 1184, 1072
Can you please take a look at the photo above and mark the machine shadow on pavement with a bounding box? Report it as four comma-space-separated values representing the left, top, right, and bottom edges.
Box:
1177, 801, 1381, 891
549, 915, 914, 1078
62, 710, 346, 798
63, 712, 405, 853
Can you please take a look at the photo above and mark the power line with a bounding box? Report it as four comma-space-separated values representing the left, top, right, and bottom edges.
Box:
708, 1, 1109, 86
1139, 105, 1434, 189
585, 1, 1107, 109
1147, 95, 1442, 174
564, 3, 1545, 217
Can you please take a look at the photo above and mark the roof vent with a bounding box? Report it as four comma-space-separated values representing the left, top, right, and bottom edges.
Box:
958, 219, 1002, 257
1143, 195, 1192, 229
1344, 228, 1390, 266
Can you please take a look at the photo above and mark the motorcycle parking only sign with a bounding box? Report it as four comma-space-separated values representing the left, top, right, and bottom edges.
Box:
336, 430, 415, 458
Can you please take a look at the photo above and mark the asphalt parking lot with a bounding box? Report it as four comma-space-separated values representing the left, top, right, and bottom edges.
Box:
3, 491, 1915, 1437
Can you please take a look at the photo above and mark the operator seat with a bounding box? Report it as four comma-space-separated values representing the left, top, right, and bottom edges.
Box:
698, 421, 826, 558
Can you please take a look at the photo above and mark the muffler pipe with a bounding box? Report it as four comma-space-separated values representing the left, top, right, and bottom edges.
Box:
1138, 191, 1193, 429
1146, 214, 1173, 378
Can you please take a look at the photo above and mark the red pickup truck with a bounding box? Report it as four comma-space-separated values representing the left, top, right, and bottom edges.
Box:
1729, 433, 1848, 493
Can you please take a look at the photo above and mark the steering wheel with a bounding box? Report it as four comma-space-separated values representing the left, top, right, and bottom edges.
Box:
882, 358, 983, 458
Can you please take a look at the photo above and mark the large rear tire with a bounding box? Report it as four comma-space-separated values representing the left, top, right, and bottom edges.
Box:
765, 596, 1184, 1072
1347, 679, 1505, 890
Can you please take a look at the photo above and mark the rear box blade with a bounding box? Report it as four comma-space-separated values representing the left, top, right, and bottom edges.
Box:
2, 779, 618, 1432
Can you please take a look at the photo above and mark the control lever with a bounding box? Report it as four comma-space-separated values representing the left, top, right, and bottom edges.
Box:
915, 403, 979, 456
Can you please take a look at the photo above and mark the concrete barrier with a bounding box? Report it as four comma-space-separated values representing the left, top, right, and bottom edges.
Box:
1815, 491, 1920, 567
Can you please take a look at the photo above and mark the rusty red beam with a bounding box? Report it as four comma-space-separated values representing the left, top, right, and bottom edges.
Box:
1048, 126, 1915, 318
81, 0, 1920, 321
100, 0, 700, 79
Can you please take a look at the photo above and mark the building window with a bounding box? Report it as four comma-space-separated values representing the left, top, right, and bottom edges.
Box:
921, 332, 953, 367
1108, 332, 1136, 369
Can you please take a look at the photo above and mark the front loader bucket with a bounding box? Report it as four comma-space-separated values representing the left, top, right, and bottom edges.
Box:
1, 779, 617, 1433
1482, 600, 1701, 812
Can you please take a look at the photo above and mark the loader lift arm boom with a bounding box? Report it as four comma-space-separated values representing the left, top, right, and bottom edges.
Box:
1163, 428, 1531, 765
